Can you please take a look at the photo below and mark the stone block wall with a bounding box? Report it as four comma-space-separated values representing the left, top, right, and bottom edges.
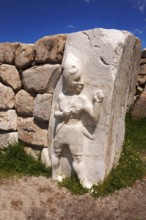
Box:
132, 48, 146, 117
0, 34, 66, 154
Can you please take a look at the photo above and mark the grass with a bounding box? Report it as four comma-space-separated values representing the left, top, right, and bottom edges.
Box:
91, 143, 145, 197
59, 175, 88, 195
59, 112, 146, 196
0, 142, 51, 178
125, 113, 146, 151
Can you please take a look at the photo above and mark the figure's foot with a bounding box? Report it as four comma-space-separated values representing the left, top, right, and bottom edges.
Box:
56, 175, 64, 182
81, 179, 93, 189
52, 175, 64, 182
52, 175, 58, 182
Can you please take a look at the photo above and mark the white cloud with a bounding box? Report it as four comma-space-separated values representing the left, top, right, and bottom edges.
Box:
67, 24, 76, 28
83, 0, 95, 3
132, 28, 143, 35
133, 0, 146, 12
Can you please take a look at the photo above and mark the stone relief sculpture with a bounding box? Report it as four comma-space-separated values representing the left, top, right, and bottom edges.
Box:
0, 29, 141, 190
51, 54, 104, 188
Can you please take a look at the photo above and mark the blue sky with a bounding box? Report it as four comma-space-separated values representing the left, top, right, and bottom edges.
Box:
0, 0, 146, 48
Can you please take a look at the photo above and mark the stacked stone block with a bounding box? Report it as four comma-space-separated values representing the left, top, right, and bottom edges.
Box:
0, 34, 66, 152
132, 48, 146, 118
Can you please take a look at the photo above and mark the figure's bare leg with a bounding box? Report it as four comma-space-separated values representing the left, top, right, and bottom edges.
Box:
72, 154, 83, 180
73, 154, 93, 189
69, 144, 83, 182
51, 141, 62, 181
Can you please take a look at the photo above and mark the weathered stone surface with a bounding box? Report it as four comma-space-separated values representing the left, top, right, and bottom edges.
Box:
41, 148, 51, 167
0, 64, 22, 91
49, 28, 141, 188
0, 43, 18, 64
22, 64, 61, 93
24, 146, 41, 159
0, 132, 18, 149
137, 74, 146, 85
132, 91, 146, 118
33, 93, 53, 121
0, 83, 15, 109
141, 48, 146, 58
34, 34, 66, 64
0, 110, 17, 131
140, 58, 146, 65
140, 64, 146, 75
128, 37, 141, 105
15, 90, 34, 116
15, 43, 35, 69
136, 86, 144, 94
18, 117, 48, 148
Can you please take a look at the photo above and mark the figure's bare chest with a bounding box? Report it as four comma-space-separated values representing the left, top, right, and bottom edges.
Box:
59, 95, 83, 111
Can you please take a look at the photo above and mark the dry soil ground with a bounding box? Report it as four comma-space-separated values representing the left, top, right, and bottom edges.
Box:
1, 176, 146, 220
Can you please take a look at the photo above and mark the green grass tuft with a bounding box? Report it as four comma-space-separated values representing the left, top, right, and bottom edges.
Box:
125, 113, 146, 151
59, 176, 88, 195
91, 144, 145, 197
0, 142, 51, 178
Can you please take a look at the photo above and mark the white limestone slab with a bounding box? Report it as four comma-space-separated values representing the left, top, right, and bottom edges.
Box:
49, 28, 141, 188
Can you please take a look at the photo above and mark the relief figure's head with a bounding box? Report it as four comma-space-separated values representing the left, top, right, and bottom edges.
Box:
63, 66, 84, 95
62, 53, 84, 95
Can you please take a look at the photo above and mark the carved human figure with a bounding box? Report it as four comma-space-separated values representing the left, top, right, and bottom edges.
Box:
51, 64, 104, 188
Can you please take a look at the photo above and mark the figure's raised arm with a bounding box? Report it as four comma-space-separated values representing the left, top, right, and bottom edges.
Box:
83, 89, 104, 121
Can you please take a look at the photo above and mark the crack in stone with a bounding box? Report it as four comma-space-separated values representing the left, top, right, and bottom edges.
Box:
100, 56, 110, 65
82, 31, 95, 47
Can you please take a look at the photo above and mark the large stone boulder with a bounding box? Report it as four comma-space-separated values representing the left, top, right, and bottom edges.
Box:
137, 74, 146, 86
33, 93, 53, 121
141, 48, 146, 58
17, 117, 48, 148
140, 64, 146, 75
41, 148, 51, 167
132, 90, 146, 118
15, 90, 34, 116
15, 43, 35, 69
140, 58, 146, 65
0, 132, 18, 149
0, 43, 18, 64
49, 28, 141, 188
24, 146, 41, 159
0, 110, 17, 131
34, 34, 66, 64
0, 83, 15, 109
22, 64, 61, 93
0, 64, 22, 91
